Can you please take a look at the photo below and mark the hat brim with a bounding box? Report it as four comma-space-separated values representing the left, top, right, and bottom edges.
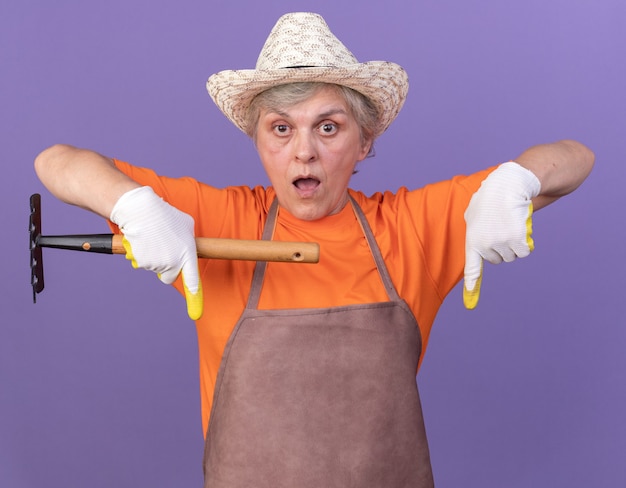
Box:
207, 61, 408, 137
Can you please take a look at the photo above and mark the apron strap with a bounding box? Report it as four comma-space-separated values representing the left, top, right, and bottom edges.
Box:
348, 195, 402, 302
245, 198, 279, 309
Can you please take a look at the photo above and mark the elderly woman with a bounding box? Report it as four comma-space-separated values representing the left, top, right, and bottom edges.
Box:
34, 12, 593, 488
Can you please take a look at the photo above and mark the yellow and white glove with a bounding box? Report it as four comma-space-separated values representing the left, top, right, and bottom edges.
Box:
110, 186, 203, 320
463, 162, 541, 309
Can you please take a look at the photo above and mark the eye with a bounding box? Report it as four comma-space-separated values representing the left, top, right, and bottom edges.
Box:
319, 122, 337, 135
272, 124, 290, 135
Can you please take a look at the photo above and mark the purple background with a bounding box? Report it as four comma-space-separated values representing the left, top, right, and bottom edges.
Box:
2, 1, 625, 486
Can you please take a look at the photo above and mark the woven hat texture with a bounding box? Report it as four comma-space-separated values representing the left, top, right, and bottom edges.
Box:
206, 12, 408, 137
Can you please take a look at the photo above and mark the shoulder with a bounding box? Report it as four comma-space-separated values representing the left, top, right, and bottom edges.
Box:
347, 167, 495, 213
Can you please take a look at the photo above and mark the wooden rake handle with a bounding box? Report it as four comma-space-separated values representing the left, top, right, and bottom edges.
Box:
113, 235, 318, 263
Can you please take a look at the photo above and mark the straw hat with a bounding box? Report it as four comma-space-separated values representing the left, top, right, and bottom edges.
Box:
206, 12, 408, 137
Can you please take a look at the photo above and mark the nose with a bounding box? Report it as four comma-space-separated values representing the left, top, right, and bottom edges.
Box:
294, 131, 318, 163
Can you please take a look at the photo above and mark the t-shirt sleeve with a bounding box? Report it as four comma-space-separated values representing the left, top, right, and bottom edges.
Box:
383, 167, 495, 301
108, 159, 271, 241
399, 167, 497, 301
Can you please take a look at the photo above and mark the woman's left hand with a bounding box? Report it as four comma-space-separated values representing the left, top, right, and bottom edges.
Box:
463, 162, 541, 309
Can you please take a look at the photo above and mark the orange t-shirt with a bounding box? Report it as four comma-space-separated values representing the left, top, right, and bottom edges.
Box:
111, 159, 494, 435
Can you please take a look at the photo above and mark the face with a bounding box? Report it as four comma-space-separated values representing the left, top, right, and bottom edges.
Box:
254, 86, 371, 221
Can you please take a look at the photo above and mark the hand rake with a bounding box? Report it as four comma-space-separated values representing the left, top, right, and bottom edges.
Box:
29, 193, 319, 303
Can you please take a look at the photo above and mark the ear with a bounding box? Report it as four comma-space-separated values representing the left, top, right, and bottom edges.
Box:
358, 138, 374, 161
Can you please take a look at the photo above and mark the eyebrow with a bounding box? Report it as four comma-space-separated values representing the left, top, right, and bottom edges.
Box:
318, 107, 349, 118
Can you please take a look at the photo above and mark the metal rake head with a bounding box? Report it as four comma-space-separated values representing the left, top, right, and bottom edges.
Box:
29, 194, 44, 303
29, 193, 117, 303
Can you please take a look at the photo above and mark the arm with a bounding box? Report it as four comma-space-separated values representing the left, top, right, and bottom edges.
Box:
517, 139, 595, 211
34, 143, 203, 320
34, 144, 141, 218
463, 139, 594, 309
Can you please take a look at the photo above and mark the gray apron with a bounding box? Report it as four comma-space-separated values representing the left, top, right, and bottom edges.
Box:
203, 197, 434, 487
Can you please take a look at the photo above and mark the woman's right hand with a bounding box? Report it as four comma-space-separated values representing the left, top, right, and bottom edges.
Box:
110, 186, 203, 320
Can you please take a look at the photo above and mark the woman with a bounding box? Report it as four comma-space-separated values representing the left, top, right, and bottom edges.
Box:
34, 12, 594, 488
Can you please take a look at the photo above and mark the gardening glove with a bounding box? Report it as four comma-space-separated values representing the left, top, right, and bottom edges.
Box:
110, 186, 203, 320
463, 162, 541, 310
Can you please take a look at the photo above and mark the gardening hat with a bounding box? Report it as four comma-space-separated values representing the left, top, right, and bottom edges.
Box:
206, 12, 409, 137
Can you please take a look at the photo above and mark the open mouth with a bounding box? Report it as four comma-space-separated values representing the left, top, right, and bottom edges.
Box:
293, 177, 320, 192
